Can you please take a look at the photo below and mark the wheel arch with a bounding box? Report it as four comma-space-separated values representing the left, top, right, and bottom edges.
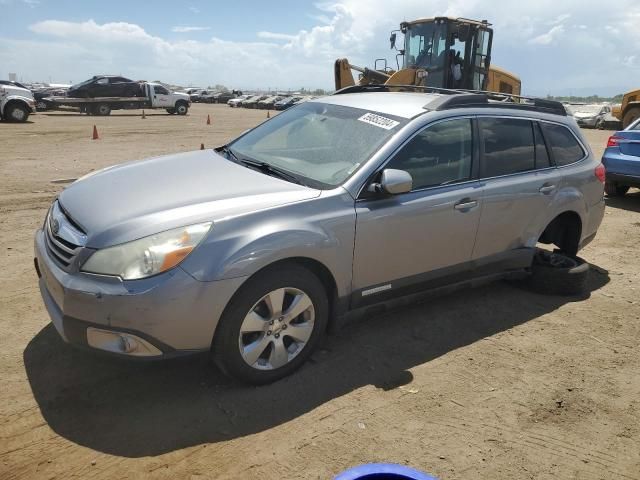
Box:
538, 210, 583, 256
2, 98, 31, 118
214, 256, 342, 340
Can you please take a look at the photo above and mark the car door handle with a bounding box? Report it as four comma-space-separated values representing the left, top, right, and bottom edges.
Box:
539, 184, 556, 194
454, 199, 478, 211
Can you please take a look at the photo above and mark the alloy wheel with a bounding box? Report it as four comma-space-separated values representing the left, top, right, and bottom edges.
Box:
238, 287, 315, 370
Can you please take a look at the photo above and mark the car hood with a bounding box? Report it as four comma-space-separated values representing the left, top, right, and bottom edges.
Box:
58, 150, 321, 248
573, 112, 599, 118
2, 85, 34, 99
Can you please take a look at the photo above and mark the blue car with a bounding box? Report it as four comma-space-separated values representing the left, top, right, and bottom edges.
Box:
602, 117, 640, 196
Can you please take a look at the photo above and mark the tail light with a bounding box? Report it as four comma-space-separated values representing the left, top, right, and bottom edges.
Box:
607, 136, 622, 147
595, 163, 606, 183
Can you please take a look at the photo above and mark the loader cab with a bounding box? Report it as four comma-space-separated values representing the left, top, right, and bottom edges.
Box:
397, 17, 493, 90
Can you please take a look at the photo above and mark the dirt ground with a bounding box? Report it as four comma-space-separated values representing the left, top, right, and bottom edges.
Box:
1, 104, 639, 480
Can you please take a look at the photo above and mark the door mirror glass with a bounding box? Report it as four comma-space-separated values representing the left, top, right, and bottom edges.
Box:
376, 169, 413, 195
390, 32, 397, 49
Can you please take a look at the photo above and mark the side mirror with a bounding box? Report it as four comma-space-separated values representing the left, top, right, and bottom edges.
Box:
369, 169, 413, 195
390, 32, 397, 50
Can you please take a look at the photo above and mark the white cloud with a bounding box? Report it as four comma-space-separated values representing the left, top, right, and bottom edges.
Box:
257, 31, 297, 41
529, 25, 565, 45
2, 1, 640, 94
171, 26, 210, 33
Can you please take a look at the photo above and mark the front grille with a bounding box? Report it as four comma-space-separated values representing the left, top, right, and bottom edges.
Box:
44, 203, 84, 269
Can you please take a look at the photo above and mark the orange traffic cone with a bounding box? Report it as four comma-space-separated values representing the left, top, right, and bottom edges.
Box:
267, 110, 270, 118
141, 110, 146, 119
92, 125, 99, 140
206, 114, 211, 125
200, 143, 205, 150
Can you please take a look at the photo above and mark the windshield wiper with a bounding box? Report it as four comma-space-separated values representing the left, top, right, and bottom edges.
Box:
239, 158, 308, 187
219, 144, 240, 163
219, 145, 308, 187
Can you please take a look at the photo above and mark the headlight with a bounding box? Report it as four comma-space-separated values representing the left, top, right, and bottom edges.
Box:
81, 222, 212, 280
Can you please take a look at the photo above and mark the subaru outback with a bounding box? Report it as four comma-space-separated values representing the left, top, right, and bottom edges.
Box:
34, 86, 605, 384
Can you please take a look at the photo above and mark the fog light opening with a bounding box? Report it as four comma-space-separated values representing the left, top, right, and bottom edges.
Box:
86, 327, 162, 357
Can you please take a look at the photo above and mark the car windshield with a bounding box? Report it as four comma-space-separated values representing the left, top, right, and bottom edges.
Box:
70, 77, 99, 89
229, 101, 407, 189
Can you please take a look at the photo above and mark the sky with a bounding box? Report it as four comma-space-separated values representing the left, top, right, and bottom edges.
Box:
1, 0, 638, 96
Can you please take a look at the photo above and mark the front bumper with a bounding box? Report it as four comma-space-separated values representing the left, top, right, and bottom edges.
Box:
576, 117, 598, 128
34, 229, 246, 357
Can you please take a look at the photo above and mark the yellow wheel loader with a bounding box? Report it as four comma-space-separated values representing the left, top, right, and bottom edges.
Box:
612, 89, 640, 128
335, 17, 521, 95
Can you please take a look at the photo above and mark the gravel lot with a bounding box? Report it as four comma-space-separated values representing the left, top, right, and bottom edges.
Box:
1, 104, 639, 479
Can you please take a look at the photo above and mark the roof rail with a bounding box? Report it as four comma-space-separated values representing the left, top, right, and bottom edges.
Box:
332, 84, 567, 116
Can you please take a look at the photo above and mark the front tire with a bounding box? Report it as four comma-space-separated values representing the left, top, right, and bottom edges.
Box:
5, 103, 30, 122
175, 102, 188, 115
213, 264, 328, 384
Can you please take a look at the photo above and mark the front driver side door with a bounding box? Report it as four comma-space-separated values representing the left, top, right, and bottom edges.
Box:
150, 85, 171, 107
352, 117, 483, 306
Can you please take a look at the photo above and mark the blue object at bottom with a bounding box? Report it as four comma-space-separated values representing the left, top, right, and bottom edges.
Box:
334, 463, 439, 480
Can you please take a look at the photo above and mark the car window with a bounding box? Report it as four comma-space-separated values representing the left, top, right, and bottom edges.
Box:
533, 122, 551, 169
386, 118, 473, 190
230, 102, 408, 188
96, 78, 108, 85
540, 123, 585, 166
480, 117, 535, 177
154, 86, 169, 95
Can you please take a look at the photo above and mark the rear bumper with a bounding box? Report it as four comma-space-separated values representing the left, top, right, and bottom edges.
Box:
605, 172, 640, 188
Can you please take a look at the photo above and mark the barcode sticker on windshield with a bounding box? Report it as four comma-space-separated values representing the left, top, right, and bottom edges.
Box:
358, 113, 400, 130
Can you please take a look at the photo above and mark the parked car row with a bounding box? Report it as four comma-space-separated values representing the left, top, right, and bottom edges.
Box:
228, 94, 315, 110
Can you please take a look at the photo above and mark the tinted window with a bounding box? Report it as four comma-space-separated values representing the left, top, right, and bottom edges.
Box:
154, 86, 169, 95
95, 78, 108, 85
480, 118, 535, 177
387, 118, 473, 190
541, 123, 585, 166
533, 122, 551, 169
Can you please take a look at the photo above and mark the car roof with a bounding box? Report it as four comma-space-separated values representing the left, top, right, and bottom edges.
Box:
315, 88, 568, 121
315, 92, 441, 119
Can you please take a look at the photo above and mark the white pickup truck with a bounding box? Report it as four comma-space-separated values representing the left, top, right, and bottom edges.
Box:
43, 82, 191, 116
0, 82, 36, 122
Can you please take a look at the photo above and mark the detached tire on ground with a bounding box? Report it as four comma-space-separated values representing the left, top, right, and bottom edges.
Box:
213, 264, 328, 385
527, 250, 589, 296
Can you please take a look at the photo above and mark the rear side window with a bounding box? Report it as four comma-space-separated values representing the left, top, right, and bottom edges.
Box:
387, 118, 473, 190
541, 123, 585, 166
479, 118, 535, 177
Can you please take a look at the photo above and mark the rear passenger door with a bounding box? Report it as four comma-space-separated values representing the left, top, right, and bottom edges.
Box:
472, 116, 561, 265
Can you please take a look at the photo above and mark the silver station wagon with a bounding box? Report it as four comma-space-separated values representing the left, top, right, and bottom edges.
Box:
35, 86, 605, 384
